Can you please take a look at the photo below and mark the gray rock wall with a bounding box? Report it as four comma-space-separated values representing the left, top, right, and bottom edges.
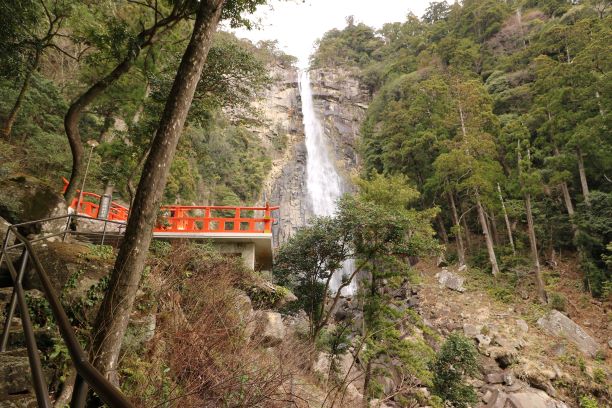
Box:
309, 68, 369, 180
263, 67, 370, 248
254, 66, 309, 245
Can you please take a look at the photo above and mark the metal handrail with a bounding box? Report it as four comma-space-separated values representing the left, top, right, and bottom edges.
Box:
0, 216, 134, 408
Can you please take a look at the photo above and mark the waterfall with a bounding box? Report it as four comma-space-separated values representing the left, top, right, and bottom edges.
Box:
299, 70, 356, 296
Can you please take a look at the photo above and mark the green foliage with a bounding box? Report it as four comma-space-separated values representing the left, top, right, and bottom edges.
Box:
0, 16, 281, 205
326, 0, 612, 295
311, 18, 384, 70
592, 367, 606, 384
574, 191, 612, 296
549, 292, 567, 312
86, 244, 115, 261
247, 284, 292, 309
430, 333, 479, 408
26, 293, 54, 328
316, 323, 351, 384
274, 216, 350, 333
579, 395, 600, 408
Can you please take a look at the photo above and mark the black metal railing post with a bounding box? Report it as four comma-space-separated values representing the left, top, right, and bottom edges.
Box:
62, 213, 72, 242
3, 247, 52, 407
10, 227, 134, 408
70, 374, 88, 408
0, 248, 28, 351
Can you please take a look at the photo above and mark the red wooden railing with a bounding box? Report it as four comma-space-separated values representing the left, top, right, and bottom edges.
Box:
63, 179, 277, 234
69, 192, 130, 221
155, 205, 278, 234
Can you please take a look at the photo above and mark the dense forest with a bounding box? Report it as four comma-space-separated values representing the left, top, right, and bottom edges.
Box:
0, 0, 610, 407
0, 0, 295, 207
312, 0, 611, 298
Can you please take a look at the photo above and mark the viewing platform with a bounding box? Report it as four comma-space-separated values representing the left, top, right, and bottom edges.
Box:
67, 188, 279, 270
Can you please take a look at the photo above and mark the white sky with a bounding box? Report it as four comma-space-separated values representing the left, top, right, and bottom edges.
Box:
231, 0, 431, 68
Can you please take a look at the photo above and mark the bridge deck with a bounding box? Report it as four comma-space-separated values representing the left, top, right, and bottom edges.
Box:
66, 183, 278, 270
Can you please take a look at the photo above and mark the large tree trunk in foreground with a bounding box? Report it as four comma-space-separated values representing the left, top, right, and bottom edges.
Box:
525, 193, 547, 303
448, 192, 466, 267
475, 191, 500, 276
90, 0, 226, 383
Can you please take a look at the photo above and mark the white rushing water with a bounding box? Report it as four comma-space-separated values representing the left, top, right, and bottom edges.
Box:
299, 71, 356, 296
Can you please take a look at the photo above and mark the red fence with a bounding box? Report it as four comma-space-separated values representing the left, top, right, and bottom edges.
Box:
69, 192, 129, 221
155, 205, 278, 234
64, 180, 278, 234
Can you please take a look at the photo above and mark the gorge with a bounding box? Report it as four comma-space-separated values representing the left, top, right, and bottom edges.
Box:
0, 1, 610, 407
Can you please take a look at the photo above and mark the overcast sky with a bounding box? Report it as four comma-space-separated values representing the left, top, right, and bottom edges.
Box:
231, 0, 431, 68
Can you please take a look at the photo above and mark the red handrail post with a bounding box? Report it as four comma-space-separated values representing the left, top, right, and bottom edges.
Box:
204, 208, 210, 232
234, 208, 240, 231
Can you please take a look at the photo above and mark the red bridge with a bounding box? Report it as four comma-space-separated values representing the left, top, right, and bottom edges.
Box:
64, 180, 279, 269
69, 191, 278, 235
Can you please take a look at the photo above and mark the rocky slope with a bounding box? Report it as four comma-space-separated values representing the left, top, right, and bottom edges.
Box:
309, 258, 611, 408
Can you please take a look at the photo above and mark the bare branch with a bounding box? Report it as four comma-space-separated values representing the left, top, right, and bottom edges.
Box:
47, 43, 78, 60
39, 0, 52, 25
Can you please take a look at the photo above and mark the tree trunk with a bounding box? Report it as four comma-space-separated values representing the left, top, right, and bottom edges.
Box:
576, 148, 590, 206
63, 57, 137, 201
89, 0, 226, 384
498, 184, 516, 254
362, 359, 372, 408
53, 367, 76, 408
436, 214, 449, 246
476, 191, 500, 276
448, 192, 466, 266
461, 207, 472, 250
63, 14, 177, 201
489, 211, 500, 246
525, 193, 547, 303
553, 146, 575, 219
1, 51, 41, 139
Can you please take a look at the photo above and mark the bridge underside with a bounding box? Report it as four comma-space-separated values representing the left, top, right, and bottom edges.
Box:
153, 232, 273, 271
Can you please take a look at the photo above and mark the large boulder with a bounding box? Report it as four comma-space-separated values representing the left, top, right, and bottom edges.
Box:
485, 388, 568, 408
436, 269, 466, 292
537, 310, 601, 357
254, 311, 285, 347
0, 175, 67, 235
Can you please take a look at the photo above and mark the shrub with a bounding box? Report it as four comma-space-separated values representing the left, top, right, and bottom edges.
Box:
430, 333, 479, 408
124, 243, 304, 407
549, 292, 567, 312
579, 395, 599, 408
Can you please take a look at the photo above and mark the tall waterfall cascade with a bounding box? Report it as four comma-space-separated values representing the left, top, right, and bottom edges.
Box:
299, 71, 356, 296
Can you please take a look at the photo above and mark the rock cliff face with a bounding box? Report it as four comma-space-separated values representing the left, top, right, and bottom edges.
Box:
309, 68, 369, 180
253, 66, 308, 245
262, 67, 370, 247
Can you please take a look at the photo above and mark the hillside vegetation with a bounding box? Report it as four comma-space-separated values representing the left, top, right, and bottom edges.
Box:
0, 0, 296, 206
312, 0, 611, 298
0, 1, 610, 407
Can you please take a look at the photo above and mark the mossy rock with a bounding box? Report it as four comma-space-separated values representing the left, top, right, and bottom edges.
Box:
0, 174, 67, 234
